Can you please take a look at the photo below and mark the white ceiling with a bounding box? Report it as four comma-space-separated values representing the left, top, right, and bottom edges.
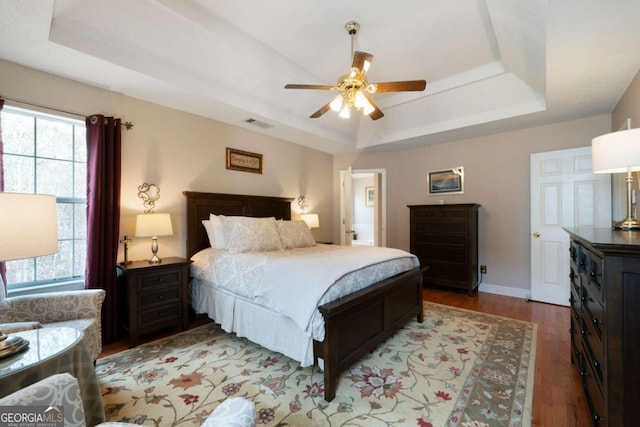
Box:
1, 0, 639, 154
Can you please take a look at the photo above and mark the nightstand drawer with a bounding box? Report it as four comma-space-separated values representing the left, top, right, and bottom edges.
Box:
117, 256, 193, 347
139, 304, 181, 327
140, 287, 181, 308
138, 269, 182, 290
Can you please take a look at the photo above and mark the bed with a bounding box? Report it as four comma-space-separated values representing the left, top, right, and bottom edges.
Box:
184, 191, 424, 401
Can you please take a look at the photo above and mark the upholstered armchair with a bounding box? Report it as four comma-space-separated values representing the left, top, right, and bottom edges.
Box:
0, 288, 106, 361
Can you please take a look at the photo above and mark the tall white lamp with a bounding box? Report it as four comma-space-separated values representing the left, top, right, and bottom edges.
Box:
135, 213, 173, 263
592, 128, 640, 229
0, 192, 58, 357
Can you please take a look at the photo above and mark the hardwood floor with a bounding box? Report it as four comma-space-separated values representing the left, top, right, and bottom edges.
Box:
423, 287, 592, 427
100, 288, 592, 426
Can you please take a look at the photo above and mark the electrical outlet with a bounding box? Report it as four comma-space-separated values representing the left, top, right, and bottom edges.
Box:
480, 265, 487, 274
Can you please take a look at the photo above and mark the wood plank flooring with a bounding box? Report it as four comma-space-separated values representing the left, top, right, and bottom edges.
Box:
100, 288, 592, 426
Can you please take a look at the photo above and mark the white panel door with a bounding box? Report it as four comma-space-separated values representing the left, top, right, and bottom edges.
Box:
530, 146, 611, 306
340, 167, 353, 245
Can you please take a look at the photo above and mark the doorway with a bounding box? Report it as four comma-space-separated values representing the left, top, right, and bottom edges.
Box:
530, 146, 611, 306
340, 168, 386, 246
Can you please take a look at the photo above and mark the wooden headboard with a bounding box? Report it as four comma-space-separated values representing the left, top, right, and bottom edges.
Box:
183, 191, 294, 258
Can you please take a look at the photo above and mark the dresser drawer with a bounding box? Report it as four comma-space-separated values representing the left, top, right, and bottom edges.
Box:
581, 352, 607, 426
412, 221, 468, 235
412, 233, 469, 246
423, 263, 469, 286
139, 287, 181, 309
139, 304, 181, 328
138, 269, 183, 291
581, 318, 606, 387
582, 287, 605, 340
585, 251, 604, 305
414, 246, 468, 264
412, 207, 470, 222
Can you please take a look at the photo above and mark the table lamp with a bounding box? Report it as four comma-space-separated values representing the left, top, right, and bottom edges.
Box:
0, 192, 58, 358
135, 213, 173, 263
301, 213, 320, 230
592, 128, 640, 229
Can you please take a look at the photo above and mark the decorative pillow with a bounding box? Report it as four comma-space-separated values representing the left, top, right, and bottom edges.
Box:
202, 220, 215, 248
220, 216, 283, 253
209, 214, 227, 250
277, 220, 316, 249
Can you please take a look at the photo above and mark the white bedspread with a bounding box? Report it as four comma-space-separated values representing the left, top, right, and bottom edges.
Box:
191, 244, 419, 340
256, 246, 418, 334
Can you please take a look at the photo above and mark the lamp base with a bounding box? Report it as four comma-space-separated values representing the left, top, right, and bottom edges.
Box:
613, 217, 640, 230
148, 255, 162, 264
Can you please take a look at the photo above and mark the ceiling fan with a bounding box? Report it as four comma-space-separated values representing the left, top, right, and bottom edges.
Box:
284, 20, 427, 121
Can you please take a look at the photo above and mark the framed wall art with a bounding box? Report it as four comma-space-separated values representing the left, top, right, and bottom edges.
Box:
365, 186, 374, 207
428, 167, 464, 194
226, 147, 263, 174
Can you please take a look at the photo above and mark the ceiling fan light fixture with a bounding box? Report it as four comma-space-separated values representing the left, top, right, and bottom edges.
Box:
366, 84, 377, 93
330, 95, 344, 112
354, 91, 367, 109
363, 60, 371, 72
362, 99, 375, 116
339, 105, 351, 119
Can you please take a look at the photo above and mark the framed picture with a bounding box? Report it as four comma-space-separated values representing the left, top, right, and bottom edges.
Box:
226, 147, 263, 174
428, 167, 464, 194
365, 186, 374, 207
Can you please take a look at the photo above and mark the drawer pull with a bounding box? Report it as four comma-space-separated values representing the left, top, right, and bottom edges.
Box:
575, 350, 581, 357
593, 359, 601, 368
158, 295, 165, 300
592, 317, 600, 325
569, 272, 575, 280
158, 311, 164, 317
593, 413, 604, 423
158, 277, 164, 282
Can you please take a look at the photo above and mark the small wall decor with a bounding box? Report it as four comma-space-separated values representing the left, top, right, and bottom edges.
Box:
138, 183, 160, 212
365, 186, 374, 207
428, 167, 464, 194
226, 147, 263, 174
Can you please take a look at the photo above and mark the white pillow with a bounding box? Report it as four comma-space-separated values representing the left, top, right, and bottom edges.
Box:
277, 220, 316, 249
220, 216, 283, 253
202, 220, 215, 248
209, 214, 226, 250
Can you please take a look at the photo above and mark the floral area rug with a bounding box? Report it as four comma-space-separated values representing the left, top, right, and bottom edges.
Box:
96, 302, 536, 427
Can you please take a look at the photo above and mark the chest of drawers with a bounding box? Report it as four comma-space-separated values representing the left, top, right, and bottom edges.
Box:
408, 204, 480, 295
565, 227, 640, 426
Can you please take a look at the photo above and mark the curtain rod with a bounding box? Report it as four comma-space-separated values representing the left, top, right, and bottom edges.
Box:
1, 95, 134, 130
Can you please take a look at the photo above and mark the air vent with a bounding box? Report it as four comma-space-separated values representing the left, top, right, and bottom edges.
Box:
244, 118, 273, 129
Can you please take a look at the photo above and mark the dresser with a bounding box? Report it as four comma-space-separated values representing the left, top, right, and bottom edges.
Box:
117, 257, 192, 347
408, 204, 480, 295
565, 227, 640, 426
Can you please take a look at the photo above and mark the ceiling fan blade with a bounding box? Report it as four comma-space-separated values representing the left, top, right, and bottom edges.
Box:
352, 51, 374, 73
310, 102, 332, 119
371, 80, 427, 92
364, 95, 384, 120
285, 84, 335, 90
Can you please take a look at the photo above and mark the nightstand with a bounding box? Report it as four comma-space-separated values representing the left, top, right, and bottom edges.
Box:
116, 257, 193, 347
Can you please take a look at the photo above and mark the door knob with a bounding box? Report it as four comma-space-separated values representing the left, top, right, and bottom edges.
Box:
532, 232, 540, 238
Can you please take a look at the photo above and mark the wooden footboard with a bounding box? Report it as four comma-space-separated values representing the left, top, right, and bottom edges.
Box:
314, 266, 426, 401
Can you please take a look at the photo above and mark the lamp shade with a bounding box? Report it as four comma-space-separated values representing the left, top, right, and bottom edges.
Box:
301, 213, 320, 229
0, 193, 58, 261
592, 128, 640, 173
135, 213, 173, 237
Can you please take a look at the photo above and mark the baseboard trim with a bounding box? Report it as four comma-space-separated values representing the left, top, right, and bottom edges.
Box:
479, 283, 530, 300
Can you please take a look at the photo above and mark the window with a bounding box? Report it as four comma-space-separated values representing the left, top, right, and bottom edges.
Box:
2, 106, 87, 292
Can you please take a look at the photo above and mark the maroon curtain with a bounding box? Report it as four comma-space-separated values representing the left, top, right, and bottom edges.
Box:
86, 115, 121, 343
0, 98, 6, 290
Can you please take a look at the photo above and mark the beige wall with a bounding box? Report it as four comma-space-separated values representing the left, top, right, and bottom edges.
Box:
0, 60, 334, 263
3, 57, 632, 295
334, 115, 611, 294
